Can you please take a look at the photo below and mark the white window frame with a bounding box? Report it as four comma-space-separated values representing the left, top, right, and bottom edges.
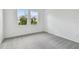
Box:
16, 9, 39, 25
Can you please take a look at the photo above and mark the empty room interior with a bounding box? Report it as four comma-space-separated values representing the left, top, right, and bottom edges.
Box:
0, 9, 79, 49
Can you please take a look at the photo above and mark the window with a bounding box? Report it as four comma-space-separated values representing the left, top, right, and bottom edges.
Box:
17, 9, 39, 25
30, 11, 39, 25
17, 9, 28, 25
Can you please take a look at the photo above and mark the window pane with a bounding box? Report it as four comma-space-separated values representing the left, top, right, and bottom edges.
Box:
17, 9, 28, 25
30, 11, 39, 25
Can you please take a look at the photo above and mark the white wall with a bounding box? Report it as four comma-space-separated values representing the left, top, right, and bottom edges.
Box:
46, 9, 79, 43
0, 9, 3, 43
4, 9, 45, 38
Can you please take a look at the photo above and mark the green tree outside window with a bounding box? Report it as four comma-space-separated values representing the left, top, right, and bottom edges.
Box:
31, 17, 38, 25
18, 16, 27, 25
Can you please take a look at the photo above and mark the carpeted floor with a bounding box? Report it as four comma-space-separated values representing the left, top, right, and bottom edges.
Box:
0, 32, 79, 49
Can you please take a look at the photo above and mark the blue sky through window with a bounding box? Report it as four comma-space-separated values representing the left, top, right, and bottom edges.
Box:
17, 9, 38, 19
17, 9, 28, 18
31, 11, 38, 18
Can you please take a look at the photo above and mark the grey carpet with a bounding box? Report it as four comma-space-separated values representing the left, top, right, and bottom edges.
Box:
0, 32, 79, 49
